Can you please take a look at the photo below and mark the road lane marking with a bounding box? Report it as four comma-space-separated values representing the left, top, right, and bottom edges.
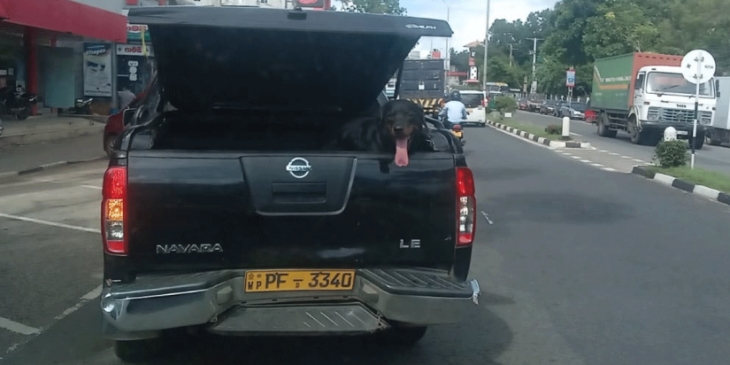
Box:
570, 132, 582, 137
570, 156, 581, 159
0, 317, 40, 336
602, 167, 617, 172
590, 163, 603, 167
580, 159, 591, 163
80, 185, 102, 190
0, 213, 100, 234
3, 284, 104, 356
480, 211, 494, 225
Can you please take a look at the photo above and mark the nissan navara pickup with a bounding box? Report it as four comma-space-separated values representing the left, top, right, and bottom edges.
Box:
102, 6, 480, 362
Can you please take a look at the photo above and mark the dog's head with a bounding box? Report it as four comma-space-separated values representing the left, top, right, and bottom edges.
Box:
381, 100, 424, 142
381, 100, 425, 167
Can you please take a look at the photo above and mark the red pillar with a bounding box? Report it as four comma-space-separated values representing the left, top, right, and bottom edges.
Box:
24, 27, 38, 115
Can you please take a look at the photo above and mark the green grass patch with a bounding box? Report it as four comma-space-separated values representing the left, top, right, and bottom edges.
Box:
647, 165, 730, 193
497, 118, 566, 140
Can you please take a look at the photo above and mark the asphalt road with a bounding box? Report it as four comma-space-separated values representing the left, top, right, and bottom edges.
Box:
2, 128, 730, 364
0, 132, 105, 174
517, 110, 730, 175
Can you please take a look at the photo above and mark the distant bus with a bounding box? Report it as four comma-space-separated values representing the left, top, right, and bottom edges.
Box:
485, 82, 510, 94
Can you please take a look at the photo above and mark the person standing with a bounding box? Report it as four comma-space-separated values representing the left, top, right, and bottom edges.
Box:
118, 86, 136, 110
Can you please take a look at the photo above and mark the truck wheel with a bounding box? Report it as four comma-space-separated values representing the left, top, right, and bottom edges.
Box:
692, 135, 705, 150
376, 325, 428, 346
597, 113, 617, 138
114, 339, 164, 363
628, 118, 647, 145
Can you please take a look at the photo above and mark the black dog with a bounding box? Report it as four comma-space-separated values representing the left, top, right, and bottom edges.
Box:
332, 100, 432, 167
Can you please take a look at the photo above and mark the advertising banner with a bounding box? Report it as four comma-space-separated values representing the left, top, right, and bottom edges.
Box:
83, 43, 113, 97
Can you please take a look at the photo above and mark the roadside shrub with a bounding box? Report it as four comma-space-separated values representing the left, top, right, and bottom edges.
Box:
653, 140, 688, 167
545, 124, 562, 135
494, 96, 518, 114
485, 106, 493, 114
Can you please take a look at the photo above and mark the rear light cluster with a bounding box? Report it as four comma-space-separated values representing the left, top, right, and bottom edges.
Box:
456, 167, 476, 246
102, 166, 128, 255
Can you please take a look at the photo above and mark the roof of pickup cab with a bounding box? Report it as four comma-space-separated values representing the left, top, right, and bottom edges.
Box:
127, 6, 453, 38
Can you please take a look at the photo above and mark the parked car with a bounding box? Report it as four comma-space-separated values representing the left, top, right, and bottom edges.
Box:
539, 100, 557, 115
559, 102, 587, 120
103, 6, 480, 362
518, 98, 528, 110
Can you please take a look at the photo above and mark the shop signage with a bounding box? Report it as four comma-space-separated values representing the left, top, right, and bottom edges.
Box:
127, 24, 151, 43
116, 44, 154, 57
294, 0, 329, 9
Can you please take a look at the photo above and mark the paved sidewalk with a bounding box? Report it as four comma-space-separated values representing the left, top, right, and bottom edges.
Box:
0, 133, 106, 174
0, 116, 106, 148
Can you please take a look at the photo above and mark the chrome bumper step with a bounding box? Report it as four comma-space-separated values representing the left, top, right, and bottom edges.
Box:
208, 303, 388, 335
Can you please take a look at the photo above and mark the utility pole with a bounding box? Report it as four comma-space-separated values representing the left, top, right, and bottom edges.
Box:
509, 44, 513, 67
482, 0, 490, 90
526, 37, 542, 94
444, 3, 450, 71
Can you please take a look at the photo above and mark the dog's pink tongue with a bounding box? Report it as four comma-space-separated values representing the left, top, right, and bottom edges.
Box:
395, 138, 409, 167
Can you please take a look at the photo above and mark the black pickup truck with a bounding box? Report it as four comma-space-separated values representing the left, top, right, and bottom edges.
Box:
102, 6, 479, 362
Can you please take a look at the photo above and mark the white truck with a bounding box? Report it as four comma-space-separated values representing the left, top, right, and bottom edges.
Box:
591, 53, 718, 148
707, 76, 729, 146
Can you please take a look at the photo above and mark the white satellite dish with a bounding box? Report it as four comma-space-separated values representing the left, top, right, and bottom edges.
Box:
681, 49, 716, 84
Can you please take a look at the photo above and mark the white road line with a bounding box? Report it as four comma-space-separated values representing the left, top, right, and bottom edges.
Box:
599, 150, 608, 153
621, 156, 632, 159
570, 156, 581, 159
480, 211, 494, 225
602, 167, 617, 172
580, 159, 592, 163
590, 163, 604, 167
82, 285, 103, 300
80, 185, 102, 190
609, 152, 620, 156
0, 317, 41, 336
570, 132, 582, 137
0, 213, 100, 234
54, 285, 102, 321
633, 159, 645, 163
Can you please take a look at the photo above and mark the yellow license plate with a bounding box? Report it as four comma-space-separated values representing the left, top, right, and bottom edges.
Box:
453, 131, 463, 138
244, 270, 356, 293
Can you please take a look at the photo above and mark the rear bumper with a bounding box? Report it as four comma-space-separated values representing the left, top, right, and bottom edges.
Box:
101, 268, 480, 340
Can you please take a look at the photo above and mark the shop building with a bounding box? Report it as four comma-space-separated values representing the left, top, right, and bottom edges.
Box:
115, 25, 155, 99
0, 0, 126, 115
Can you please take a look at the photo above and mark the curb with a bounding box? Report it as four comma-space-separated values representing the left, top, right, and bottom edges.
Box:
631, 165, 730, 206
487, 120, 591, 148
0, 156, 108, 182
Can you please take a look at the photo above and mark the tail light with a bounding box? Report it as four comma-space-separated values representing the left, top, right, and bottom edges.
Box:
481, 98, 486, 107
456, 167, 476, 246
102, 166, 128, 255
453, 124, 462, 131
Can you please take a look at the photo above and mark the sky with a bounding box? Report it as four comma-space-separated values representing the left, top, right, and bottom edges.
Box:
335, 0, 558, 56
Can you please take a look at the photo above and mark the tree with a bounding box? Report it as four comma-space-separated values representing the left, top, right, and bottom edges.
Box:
582, 0, 660, 59
340, 0, 406, 15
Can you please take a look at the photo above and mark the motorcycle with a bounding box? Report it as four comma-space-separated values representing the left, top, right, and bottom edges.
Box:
67, 97, 93, 115
451, 123, 466, 146
0, 86, 38, 120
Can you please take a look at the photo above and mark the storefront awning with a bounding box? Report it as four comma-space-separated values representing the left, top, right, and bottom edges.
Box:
0, 0, 126, 42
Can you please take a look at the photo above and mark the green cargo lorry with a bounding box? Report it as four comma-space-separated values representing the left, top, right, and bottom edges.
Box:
591, 52, 719, 147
